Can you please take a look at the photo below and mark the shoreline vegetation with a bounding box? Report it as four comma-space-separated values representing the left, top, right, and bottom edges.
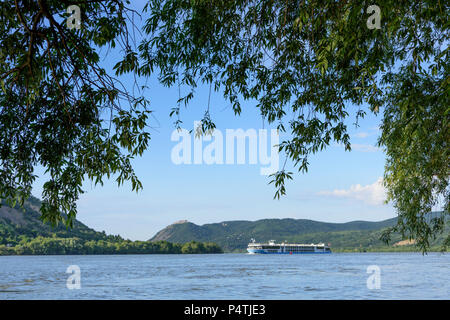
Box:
1, 237, 447, 256
1, 246, 447, 256
0, 197, 225, 255
0, 237, 223, 256
230, 248, 448, 254
228, 245, 448, 254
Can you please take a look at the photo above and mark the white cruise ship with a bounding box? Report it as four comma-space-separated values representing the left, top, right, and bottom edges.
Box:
247, 239, 331, 254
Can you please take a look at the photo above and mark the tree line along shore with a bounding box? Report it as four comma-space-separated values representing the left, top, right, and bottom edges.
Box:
0, 237, 223, 255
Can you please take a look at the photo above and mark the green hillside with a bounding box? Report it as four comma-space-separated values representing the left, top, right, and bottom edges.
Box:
0, 196, 114, 244
150, 215, 449, 252
0, 197, 222, 255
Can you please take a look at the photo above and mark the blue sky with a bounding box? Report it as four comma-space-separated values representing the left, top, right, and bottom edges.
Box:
32, 1, 396, 240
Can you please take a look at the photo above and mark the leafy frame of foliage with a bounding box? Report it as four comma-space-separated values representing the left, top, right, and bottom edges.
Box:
139, 0, 449, 252
0, 0, 151, 227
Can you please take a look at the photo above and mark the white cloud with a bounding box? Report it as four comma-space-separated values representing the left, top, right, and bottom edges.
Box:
351, 143, 380, 152
318, 177, 387, 206
353, 132, 369, 138
333, 142, 381, 152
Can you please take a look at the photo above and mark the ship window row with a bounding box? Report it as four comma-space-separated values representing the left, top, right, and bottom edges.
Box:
250, 245, 330, 251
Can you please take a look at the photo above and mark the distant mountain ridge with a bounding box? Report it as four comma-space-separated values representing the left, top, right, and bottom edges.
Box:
150, 214, 448, 252
150, 217, 398, 248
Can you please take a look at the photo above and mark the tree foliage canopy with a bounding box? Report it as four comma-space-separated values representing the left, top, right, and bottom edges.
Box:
0, 0, 448, 252
139, 0, 449, 251
0, 0, 150, 227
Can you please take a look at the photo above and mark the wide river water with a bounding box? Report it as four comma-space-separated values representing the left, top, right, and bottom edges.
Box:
0, 252, 448, 299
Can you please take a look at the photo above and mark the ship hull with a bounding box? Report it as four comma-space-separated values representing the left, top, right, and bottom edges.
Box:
247, 249, 331, 254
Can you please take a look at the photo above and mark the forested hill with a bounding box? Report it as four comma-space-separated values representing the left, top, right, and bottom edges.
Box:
150, 218, 397, 248
0, 196, 114, 242
150, 215, 449, 252
0, 198, 222, 255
